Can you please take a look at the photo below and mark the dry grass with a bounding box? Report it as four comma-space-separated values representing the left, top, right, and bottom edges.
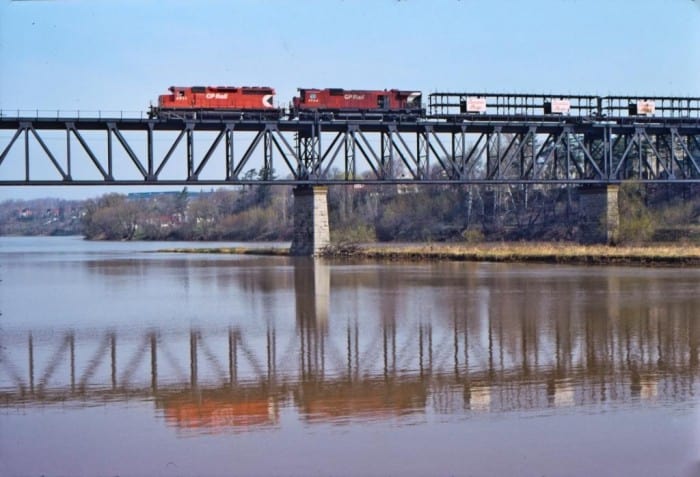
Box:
354, 242, 700, 265
158, 242, 700, 265
156, 246, 289, 256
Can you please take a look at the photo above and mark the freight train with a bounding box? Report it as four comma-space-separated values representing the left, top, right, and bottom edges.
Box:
149, 85, 699, 121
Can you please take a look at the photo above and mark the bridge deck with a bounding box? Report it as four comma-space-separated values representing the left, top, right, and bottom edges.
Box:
1, 115, 699, 185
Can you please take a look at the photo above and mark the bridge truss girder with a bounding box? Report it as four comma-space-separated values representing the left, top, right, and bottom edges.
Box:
608, 126, 700, 180
1, 118, 699, 185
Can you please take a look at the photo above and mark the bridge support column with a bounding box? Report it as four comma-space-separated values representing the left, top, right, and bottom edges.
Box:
578, 185, 620, 244
290, 186, 330, 256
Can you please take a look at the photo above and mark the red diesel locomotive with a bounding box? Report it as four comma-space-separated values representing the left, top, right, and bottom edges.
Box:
149, 86, 424, 120
149, 86, 281, 120
291, 88, 423, 119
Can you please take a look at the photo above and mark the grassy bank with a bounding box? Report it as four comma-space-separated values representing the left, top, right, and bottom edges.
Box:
334, 243, 700, 265
159, 242, 700, 266
157, 246, 289, 256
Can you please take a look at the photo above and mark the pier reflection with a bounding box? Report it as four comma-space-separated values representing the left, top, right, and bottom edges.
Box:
1, 261, 698, 434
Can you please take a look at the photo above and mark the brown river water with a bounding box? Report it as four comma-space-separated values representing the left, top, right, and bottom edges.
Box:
0, 236, 698, 477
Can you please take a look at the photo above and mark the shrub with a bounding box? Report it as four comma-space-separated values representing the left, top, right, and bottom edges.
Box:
331, 224, 376, 243
461, 227, 485, 244
618, 183, 655, 244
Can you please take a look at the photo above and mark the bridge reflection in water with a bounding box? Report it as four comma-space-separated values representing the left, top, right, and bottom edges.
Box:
0, 260, 697, 434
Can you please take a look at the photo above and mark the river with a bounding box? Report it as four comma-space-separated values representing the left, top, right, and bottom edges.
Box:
0, 236, 698, 476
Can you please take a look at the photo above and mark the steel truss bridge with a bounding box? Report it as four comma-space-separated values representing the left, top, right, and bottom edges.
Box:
1, 93, 700, 186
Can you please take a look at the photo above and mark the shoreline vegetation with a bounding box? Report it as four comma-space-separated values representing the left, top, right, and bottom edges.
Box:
158, 242, 700, 266
4, 182, 700, 267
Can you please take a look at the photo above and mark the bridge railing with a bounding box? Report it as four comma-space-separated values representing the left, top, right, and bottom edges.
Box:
602, 96, 700, 118
428, 92, 700, 120
0, 109, 148, 120
428, 92, 601, 118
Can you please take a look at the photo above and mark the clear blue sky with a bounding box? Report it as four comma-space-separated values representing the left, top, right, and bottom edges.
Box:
1, 0, 699, 199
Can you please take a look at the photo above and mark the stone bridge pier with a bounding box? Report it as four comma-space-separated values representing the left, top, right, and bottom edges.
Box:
290, 186, 330, 256
578, 185, 620, 244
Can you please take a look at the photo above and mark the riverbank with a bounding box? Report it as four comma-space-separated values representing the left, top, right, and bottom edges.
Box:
158, 246, 290, 256
160, 242, 700, 265
345, 243, 700, 265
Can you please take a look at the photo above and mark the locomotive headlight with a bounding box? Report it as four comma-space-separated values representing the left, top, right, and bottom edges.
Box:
263, 95, 274, 108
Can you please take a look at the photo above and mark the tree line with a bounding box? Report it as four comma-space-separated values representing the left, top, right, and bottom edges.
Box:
2, 178, 699, 244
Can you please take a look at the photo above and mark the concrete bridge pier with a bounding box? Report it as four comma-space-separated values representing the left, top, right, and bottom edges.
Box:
578, 185, 620, 244
290, 186, 330, 256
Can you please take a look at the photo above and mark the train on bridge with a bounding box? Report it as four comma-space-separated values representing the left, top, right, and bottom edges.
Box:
148, 85, 700, 122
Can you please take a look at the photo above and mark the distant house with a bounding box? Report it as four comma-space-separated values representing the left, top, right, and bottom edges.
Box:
143, 213, 184, 229
44, 208, 60, 219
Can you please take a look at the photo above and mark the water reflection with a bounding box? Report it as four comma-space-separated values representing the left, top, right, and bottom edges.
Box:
2, 322, 696, 434
157, 388, 280, 435
1, 257, 699, 436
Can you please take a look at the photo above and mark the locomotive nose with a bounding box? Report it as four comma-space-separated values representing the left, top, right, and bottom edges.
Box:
263, 94, 274, 108
407, 92, 422, 107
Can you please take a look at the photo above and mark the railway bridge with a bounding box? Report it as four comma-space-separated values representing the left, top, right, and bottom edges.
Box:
2, 93, 700, 253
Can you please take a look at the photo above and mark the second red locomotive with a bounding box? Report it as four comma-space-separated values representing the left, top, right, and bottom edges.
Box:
149, 86, 281, 120
291, 88, 423, 120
